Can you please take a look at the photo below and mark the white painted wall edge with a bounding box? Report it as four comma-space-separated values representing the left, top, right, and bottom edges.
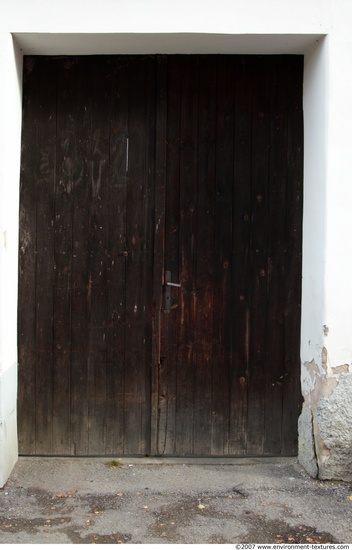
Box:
300, 37, 328, 378
0, 363, 18, 487
13, 32, 324, 55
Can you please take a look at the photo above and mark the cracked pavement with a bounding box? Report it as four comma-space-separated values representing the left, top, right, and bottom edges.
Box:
0, 457, 351, 544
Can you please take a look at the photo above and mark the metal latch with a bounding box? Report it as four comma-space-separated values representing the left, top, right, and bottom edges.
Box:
164, 270, 181, 310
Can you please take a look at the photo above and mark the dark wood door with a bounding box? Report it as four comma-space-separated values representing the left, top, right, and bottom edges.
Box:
152, 55, 303, 456
18, 56, 156, 455
18, 55, 303, 456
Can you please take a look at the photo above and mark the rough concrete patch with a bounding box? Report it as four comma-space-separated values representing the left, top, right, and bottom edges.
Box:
317, 373, 352, 481
298, 403, 318, 478
243, 515, 339, 545
67, 530, 132, 544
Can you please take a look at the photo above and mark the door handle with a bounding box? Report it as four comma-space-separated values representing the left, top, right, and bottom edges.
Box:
164, 270, 180, 310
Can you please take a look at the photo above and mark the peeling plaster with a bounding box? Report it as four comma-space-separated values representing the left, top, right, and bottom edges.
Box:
331, 364, 349, 375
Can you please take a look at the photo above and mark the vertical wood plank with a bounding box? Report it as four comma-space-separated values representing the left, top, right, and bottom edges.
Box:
193, 56, 217, 456
140, 55, 156, 455
211, 56, 235, 455
69, 57, 92, 456
123, 56, 155, 455
123, 57, 141, 453
282, 56, 304, 455
229, 56, 253, 455
246, 57, 270, 456
34, 58, 57, 455
175, 55, 199, 455
105, 57, 129, 455
151, 55, 169, 455
53, 57, 80, 455
263, 57, 288, 454
18, 57, 40, 455
86, 58, 111, 455
156, 56, 182, 455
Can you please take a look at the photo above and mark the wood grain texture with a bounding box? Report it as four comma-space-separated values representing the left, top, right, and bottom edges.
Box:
19, 57, 45, 455
175, 55, 199, 455
18, 54, 303, 457
151, 55, 169, 456
105, 57, 129, 455
229, 56, 253, 455
263, 57, 288, 455
282, 56, 304, 454
193, 56, 217, 456
69, 57, 92, 456
246, 57, 270, 456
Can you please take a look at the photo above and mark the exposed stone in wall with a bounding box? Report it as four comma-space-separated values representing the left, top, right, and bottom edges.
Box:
316, 374, 352, 480
299, 349, 351, 481
298, 403, 318, 477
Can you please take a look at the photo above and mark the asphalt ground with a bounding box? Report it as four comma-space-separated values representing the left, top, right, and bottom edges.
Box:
0, 456, 351, 545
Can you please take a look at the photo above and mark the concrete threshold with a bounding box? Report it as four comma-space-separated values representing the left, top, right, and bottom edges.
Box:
18, 455, 297, 466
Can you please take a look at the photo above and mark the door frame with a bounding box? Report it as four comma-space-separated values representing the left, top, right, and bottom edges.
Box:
1, 31, 328, 480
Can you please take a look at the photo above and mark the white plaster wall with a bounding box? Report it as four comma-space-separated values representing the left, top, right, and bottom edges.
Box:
324, 2, 352, 369
1, 0, 331, 34
1, 0, 352, 484
0, 32, 22, 485
306, 2, 352, 480
299, 2, 352, 377
0, 364, 18, 487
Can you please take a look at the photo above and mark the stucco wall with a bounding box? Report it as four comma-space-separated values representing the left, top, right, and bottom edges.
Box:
0, 31, 22, 486
0, 0, 352, 485
299, 4, 352, 481
1, 0, 332, 34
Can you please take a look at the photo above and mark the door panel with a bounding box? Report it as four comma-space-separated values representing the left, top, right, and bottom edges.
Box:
154, 55, 303, 456
18, 56, 156, 455
18, 54, 303, 457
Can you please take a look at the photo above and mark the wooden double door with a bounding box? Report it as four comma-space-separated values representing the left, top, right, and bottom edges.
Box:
18, 55, 303, 456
